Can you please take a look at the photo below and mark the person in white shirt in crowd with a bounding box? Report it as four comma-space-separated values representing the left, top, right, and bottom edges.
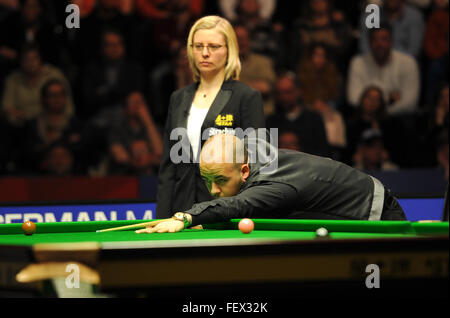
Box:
347, 24, 420, 117
359, 0, 425, 59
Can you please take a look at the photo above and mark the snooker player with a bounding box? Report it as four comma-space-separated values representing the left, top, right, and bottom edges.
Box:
137, 133, 406, 234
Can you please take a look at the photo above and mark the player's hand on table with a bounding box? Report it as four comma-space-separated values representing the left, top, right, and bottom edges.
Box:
135, 219, 184, 234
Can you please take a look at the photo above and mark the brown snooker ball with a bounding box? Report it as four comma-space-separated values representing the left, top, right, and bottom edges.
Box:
22, 221, 36, 236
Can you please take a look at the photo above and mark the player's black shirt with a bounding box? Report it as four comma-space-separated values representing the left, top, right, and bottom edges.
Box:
188, 145, 390, 226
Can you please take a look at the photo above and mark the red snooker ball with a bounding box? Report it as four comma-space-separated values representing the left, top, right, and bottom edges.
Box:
238, 218, 254, 234
22, 221, 36, 236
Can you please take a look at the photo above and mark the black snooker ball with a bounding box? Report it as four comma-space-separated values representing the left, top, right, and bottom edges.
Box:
315, 227, 330, 239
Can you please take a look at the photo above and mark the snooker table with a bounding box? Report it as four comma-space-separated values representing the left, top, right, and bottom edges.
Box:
0, 219, 448, 298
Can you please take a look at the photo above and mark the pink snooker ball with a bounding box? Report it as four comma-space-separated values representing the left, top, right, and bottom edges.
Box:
238, 218, 254, 234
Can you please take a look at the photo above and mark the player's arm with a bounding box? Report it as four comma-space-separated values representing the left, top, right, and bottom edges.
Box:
136, 182, 297, 234
188, 182, 298, 226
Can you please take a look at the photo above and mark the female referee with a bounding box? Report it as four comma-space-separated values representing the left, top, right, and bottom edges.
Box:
156, 16, 266, 219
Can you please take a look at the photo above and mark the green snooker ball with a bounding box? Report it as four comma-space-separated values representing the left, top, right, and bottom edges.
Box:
22, 221, 36, 236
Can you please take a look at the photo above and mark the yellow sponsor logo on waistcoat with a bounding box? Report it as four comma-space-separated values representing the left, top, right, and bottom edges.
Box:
215, 114, 234, 126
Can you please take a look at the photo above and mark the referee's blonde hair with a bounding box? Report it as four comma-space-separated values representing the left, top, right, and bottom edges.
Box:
187, 16, 241, 82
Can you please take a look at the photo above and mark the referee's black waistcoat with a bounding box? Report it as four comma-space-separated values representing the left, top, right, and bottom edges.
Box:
156, 80, 266, 219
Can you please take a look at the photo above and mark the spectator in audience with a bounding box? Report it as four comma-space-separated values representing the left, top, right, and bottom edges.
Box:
71, 0, 96, 18
271, 1, 307, 30
347, 24, 420, 116
235, 24, 276, 117
332, 0, 366, 29
311, 99, 346, 161
353, 129, 398, 171
2, 44, 74, 126
406, 0, 432, 9
247, 78, 275, 118
231, 0, 283, 63
0, 0, 17, 82
17, 78, 83, 173
296, 42, 342, 108
73, 0, 133, 65
218, 0, 276, 22
116, 0, 135, 15
347, 86, 388, 161
135, 0, 204, 19
266, 73, 330, 157
278, 130, 301, 152
40, 141, 75, 176
423, 0, 449, 106
359, 0, 425, 59
429, 82, 449, 134
132, 0, 200, 72
68, 0, 134, 19
418, 82, 449, 166
80, 29, 145, 126
0, 0, 63, 71
290, 0, 353, 71
107, 91, 162, 175
149, 45, 193, 126
0, 0, 18, 11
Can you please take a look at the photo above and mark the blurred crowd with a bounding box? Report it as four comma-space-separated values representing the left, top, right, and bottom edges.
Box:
0, 0, 448, 180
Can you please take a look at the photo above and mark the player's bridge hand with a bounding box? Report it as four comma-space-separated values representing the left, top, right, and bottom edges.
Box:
135, 219, 184, 234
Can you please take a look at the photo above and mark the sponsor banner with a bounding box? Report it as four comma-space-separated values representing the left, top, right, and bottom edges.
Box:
0, 202, 156, 224
0, 198, 443, 223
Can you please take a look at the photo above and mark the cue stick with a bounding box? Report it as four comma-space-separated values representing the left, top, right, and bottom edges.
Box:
96, 218, 172, 233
